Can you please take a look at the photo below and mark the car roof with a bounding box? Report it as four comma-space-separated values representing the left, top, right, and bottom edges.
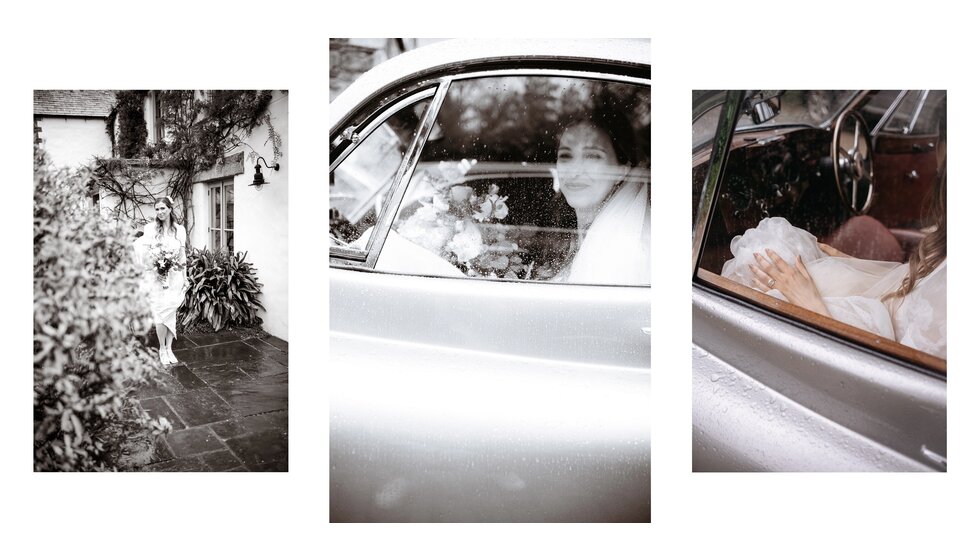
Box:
330, 38, 650, 129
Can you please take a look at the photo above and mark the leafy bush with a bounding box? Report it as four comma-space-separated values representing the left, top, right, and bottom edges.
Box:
180, 248, 265, 331
34, 151, 170, 471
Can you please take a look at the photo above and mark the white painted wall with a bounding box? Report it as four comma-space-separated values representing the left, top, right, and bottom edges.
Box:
36, 117, 111, 169
188, 92, 289, 341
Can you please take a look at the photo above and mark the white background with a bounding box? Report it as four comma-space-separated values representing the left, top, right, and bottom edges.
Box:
3, 0, 976, 558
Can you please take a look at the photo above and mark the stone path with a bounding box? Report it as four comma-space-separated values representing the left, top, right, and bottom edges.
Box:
135, 331, 288, 472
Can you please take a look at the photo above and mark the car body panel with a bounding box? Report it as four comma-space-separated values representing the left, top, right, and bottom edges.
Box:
330, 331, 650, 522
693, 287, 945, 472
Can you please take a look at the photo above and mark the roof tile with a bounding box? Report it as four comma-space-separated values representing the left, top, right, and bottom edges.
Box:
33, 90, 117, 118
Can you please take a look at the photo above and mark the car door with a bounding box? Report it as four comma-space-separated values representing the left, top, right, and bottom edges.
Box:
330, 62, 651, 521
691, 90, 946, 472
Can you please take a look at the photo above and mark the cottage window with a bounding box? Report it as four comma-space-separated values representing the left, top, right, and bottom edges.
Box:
209, 178, 234, 252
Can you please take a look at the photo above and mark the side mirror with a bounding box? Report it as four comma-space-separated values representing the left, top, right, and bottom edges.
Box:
743, 91, 783, 124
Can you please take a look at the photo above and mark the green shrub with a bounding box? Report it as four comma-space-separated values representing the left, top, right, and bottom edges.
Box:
180, 248, 265, 331
34, 151, 170, 472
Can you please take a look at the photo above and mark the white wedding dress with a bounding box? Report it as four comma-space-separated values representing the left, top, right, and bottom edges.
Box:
134, 223, 188, 338
558, 179, 651, 286
722, 217, 946, 359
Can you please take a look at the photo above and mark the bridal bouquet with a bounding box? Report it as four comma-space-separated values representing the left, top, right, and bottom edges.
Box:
146, 243, 183, 289
396, 159, 531, 279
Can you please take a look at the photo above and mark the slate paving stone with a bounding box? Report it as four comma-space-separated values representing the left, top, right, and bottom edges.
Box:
213, 374, 288, 417
243, 338, 288, 360
210, 410, 287, 440
164, 388, 235, 427
131, 333, 288, 471
174, 340, 266, 366
119, 434, 174, 469
183, 331, 244, 348
252, 460, 288, 472
189, 362, 251, 388
225, 429, 288, 471
143, 456, 206, 472
149, 436, 176, 464
172, 337, 198, 350
171, 365, 208, 390
135, 371, 184, 399
140, 397, 187, 430
256, 335, 288, 353
198, 450, 246, 472
166, 426, 226, 457
235, 356, 288, 378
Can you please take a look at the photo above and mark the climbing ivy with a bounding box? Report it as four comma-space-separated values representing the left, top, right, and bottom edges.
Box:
94, 90, 282, 235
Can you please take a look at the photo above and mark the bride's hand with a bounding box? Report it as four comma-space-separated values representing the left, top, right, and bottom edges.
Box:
818, 242, 851, 258
750, 249, 830, 316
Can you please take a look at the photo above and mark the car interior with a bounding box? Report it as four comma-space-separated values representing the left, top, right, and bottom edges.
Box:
694, 90, 946, 369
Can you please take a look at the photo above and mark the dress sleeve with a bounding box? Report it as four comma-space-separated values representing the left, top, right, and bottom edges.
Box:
891, 262, 947, 358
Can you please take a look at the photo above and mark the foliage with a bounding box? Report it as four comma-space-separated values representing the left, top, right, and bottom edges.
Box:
95, 90, 280, 236
424, 77, 650, 165
149, 90, 275, 199
111, 90, 149, 158
34, 149, 170, 471
180, 248, 265, 332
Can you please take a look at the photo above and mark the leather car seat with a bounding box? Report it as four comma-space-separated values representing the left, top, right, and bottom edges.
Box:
823, 215, 906, 262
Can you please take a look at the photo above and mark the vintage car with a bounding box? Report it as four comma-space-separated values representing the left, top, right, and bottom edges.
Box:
692, 90, 946, 471
329, 39, 651, 521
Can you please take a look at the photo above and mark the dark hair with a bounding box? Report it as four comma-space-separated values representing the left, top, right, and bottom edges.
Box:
555, 98, 638, 167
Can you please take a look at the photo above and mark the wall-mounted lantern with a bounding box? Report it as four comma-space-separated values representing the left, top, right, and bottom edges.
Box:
250, 156, 281, 189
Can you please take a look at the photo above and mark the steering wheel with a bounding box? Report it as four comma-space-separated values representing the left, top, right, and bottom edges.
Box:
831, 109, 874, 214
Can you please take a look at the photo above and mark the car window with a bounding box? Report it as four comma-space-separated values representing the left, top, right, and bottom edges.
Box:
330, 96, 432, 249
736, 90, 856, 130
373, 75, 651, 286
694, 90, 946, 369
877, 90, 945, 135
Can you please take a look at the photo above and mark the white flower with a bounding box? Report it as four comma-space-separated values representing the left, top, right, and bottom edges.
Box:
446, 221, 483, 262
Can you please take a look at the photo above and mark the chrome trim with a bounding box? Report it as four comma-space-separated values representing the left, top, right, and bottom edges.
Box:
692, 90, 743, 275
905, 89, 930, 134
330, 246, 368, 262
329, 88, 438, 174
432, 67, 650, 86
870, 90, 909, 136
364, 79, 452, 269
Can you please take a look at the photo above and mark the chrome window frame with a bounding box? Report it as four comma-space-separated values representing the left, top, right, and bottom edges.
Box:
329, 86, 443, 263
330, 65, 651, 283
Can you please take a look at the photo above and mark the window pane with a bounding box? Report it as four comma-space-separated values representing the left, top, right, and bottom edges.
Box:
211, 186, 221, 230
211, 229, 220, 251
330, 97, 432, 247
376, 76, 651, 286
226, 230, 234, 253
225, 182, 234, 230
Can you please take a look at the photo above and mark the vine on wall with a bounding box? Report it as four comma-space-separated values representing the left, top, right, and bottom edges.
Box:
94, 90, 282, 236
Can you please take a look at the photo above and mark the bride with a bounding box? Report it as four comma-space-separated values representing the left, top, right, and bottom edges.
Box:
550, 108, 650, 285
134, 196, 188, 365
722, 173, 946, 359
